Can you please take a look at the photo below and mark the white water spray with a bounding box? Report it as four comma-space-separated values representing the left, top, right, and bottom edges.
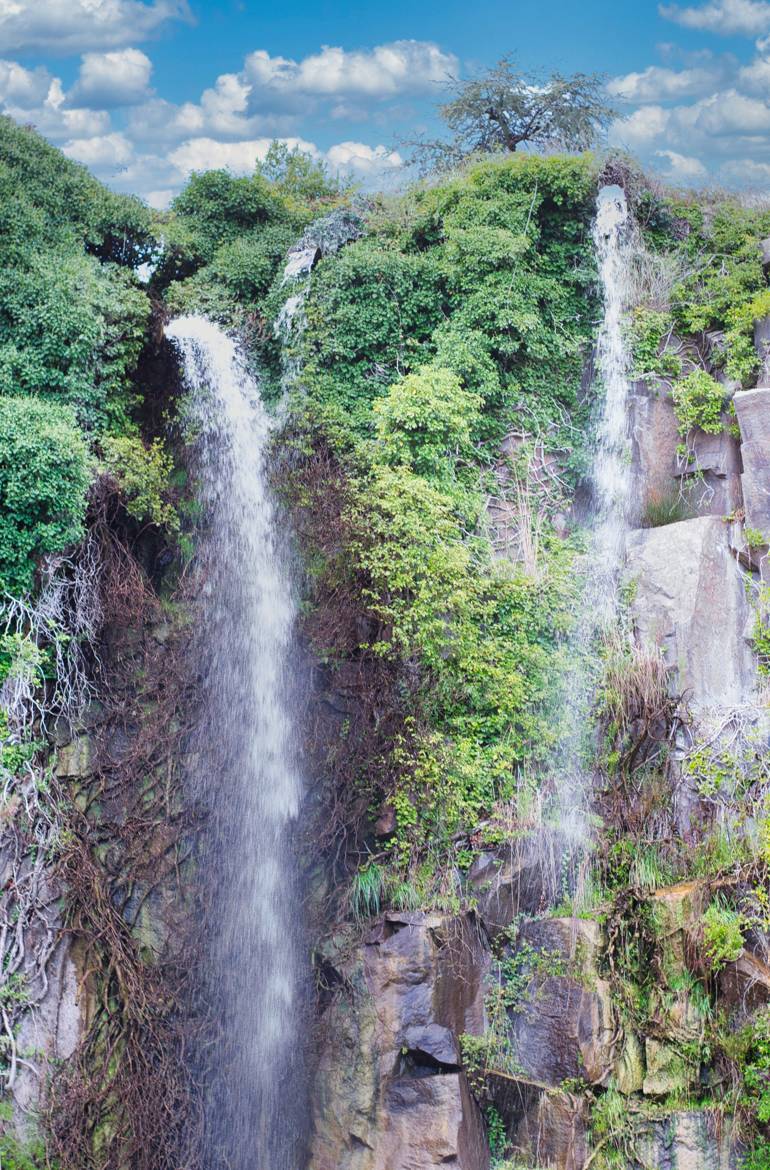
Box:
592, 184, 634, 592
167, 315, 305, 1170
553, 186, 635, 857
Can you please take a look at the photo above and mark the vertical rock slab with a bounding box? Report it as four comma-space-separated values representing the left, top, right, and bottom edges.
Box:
734, 388, 770, 551
309, 912, 490, 1170
635, 1110, 740, 1170
626, 516, 755, 710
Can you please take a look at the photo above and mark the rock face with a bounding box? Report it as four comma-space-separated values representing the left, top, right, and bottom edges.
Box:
636, 1110, 739, 1170
507, 919, 617, 1088
626, 516, 755, 710
309, 912, 490, 1170
734, 388, 770, 556
466, 830, 569, 936
630, 380, 742, 520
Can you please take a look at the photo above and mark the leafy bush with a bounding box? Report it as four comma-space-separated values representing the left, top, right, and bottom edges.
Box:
0, 115, 154, 267
0, 253, 149, 432
701, 901, 745, 972
373, 366, 482, 479
99, 434, 178, 532
671, 370, 725, 438
0, 397, 91, 593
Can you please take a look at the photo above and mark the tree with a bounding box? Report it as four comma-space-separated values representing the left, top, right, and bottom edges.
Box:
408, 57, 614, 173
256, 141, 350, 205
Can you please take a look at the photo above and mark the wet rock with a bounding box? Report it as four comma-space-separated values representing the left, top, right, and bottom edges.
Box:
643, 1038, 693, 1097
507, 919, 617, 1089
626, 516, 756, 710
614, 1031, 645, 1095
734, 388, 770, 571
635, 1109, 740, 1169
13, 939, 85, 1132
491, 1077, 589, 1170
630, 380, 741, 522
55, 734, 94, 778
309, 912, 490, 1170
718, 949, 770, 1016
754, 315, 770, 384
466, 830, 569, 937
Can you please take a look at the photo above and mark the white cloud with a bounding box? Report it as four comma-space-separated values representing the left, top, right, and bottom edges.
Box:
69, 48, 152, 108
655, 148, 709, 181
609, 105, 671, 148
690, 87, 770, 132
608, 62, 730, 102
0, 65, 110, 140
167, 135, 318, 176
326, 141, 402, 174
0, 0, 191, 53
719, 156, 770, 181
244, 40, 457, 99
63, 131, 133, 167
0, 59, 51, 106
144, 188, 173, 209
660, 0, 770, 35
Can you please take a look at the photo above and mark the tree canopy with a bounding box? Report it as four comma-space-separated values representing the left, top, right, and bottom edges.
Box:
408, 58, 614, 173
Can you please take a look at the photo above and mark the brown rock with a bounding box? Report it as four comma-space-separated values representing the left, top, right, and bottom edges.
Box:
309, 912, 490, 1170
507, 919, 617, 1089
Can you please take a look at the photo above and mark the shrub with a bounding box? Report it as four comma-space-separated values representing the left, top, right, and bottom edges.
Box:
702, 901, 745, 972
0, 397, 91, 593
641, 486, 689, 528
671, 370, 725, 438
99, 434, 178, 533
373, 366, 482, 479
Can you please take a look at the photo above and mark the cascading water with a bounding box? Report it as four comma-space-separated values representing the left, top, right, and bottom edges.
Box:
591, 184, 635, 593
167, 315, 305, 1170
553, 185, 635, 859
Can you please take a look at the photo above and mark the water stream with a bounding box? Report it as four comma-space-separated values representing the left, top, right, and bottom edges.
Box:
553, 184, 635, 863
167, 315, 305, 1170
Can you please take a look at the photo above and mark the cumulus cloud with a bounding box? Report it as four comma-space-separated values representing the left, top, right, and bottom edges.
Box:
326, 141, 403, 173
63, 131, 133, 167
609, 105, 672, 149
655, 148, 709, 181
659, 0, 770, 36
244, 40, 457, 100
167, 135, 318, 176
719, 156, 770, 182
69, 49, 153, 108
0, 0, 191, 54
608, 61, 731, 102
0, 63, 110, 140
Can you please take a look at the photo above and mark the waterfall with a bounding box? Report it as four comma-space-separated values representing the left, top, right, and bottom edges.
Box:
553, 185, 634, 867
167, 315, 306, 1170
592, 184, 634, 593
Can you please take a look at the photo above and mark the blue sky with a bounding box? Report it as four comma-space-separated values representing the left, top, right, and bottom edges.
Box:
3, 0, 770, 203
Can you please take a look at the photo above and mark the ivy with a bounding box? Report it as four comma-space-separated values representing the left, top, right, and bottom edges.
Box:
0, 397, 91, 594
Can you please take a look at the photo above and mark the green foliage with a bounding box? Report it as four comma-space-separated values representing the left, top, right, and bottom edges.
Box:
663, 200, 770, 386
409, 57, 613, 171
738, 1010, 770, 1125
701, 901, 745, 973
0, 116, 154, 267
743, 1141, 770, 1170
0, 253, 149, 432
256, 140, 350, 206
0, 397, 91, 593
641, 486, 689, 528
99, 435, 178, 532
671, 370, 725, 438
374, 366, 482, 479
170, 169, 296, 265
350, 862, 387, 920
628, 308, 681, 380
